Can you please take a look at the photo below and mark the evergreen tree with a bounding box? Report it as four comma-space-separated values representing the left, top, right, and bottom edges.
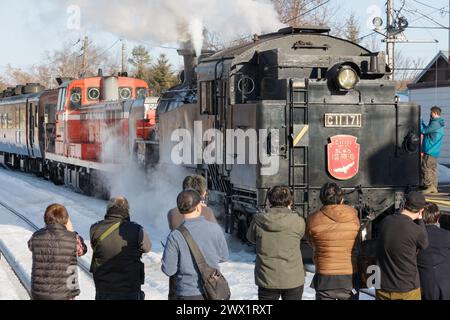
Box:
128, 45, 152, 80
148, 54, 179, 95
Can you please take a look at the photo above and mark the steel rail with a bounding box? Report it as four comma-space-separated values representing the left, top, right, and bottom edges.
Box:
0, 240, 31, 298
0, 200, 93, 278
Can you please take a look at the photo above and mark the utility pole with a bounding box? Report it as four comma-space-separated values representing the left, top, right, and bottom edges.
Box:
386, 0, 395, 80
121, 40, 127, 75
81, 36, 89, 78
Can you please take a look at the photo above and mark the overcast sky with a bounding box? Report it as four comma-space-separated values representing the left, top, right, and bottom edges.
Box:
1, 0, 449, 75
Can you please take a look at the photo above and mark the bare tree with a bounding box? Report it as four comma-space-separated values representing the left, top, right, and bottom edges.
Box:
344, 12, 361, 44
394, 49, 425, 90
272, 0, 338, 28
0, 75, 10, 91
364, 34, 382, 52
204, 30, 226, 51
4, 65, 36, 86
3, 41, 124, 89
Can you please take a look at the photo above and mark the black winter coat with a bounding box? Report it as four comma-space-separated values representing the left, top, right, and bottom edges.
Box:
90, 207, 151, 294
417, 225, 450, 300
28, 224, 80, 300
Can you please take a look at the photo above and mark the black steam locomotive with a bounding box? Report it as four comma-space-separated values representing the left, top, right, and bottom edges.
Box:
156, 26, 421, 238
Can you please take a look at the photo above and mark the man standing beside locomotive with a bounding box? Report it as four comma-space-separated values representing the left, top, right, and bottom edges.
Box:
166, 174, 218, 300
246, 186, 306, 300
376, 191, 429, 300
90, 196, 152, 300
167, 175, 217, 231
421, 106, 445, 194
162, 189, 229, 300
307, 183, 360, 300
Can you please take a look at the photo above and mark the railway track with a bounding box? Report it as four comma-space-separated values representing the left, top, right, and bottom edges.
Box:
0, 240, 31, 299
0, 200, 93, 279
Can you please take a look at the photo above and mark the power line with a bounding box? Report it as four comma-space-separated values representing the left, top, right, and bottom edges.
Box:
408, 26, 449, 29
133, 40, 179, 50
281, 0, 318, 23
284, 0, 331, 24
403, 7, 449, 29
403, 1, 449, 28
358, 2, 449, 42
411, 0, 450, 14
395, 67, 449, 71
357, 31, 377, 42
91, 39, 121, 60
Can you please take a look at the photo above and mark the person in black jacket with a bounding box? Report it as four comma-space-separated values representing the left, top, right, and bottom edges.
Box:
90, 196, 151, 300
28, 204, 87, 300
376, 191, 429, 300
417, 203, 450, 300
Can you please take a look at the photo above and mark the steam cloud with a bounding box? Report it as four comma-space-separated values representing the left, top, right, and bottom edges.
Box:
100, 122, 189, 232
51, 0, 283, 55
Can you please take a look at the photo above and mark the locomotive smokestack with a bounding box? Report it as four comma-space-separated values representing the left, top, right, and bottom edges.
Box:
178, 45, 198, 88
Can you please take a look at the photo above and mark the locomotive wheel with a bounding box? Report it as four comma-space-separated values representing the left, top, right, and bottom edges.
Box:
79, 172, 94, 197
50, 165, 64, 185
224, 198, 232, 234
229, 209, 237, 235
237, 213, 249, 242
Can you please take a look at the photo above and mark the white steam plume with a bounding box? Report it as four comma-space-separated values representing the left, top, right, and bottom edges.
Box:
50, 0, 283, 52
189, 18, 204, 57
100, 123, 189, 233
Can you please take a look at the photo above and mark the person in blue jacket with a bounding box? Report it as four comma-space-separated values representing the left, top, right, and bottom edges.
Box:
421, 106, 445, 194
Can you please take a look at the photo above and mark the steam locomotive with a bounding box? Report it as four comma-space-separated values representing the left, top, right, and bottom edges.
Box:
0, 26, 422, 241
156, 26, 421, 238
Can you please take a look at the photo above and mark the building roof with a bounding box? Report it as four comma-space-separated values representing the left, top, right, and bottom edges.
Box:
412, 50, 449, 84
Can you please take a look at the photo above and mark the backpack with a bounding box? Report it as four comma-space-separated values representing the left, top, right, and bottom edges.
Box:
178, 225, 231, 300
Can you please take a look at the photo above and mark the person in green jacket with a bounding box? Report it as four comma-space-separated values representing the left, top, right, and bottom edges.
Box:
421, 106, 445, 194
247, 186, 306, 300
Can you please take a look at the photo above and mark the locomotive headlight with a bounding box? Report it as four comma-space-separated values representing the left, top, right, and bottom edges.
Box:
337, 66, 359, 90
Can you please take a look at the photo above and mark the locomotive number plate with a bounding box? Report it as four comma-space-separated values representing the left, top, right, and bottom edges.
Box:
325, 114, 362, 128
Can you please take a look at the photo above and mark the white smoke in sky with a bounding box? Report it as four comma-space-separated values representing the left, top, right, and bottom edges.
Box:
50, 0, 283, 56
188, 18, 205, 57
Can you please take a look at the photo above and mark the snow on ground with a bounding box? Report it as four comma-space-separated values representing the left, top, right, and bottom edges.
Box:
0, 205, 95, 300
0, 249, 29, 300
12, 145, 450, 300
0, 167, 347, 300
439, 164, 450, 184
9, 161, 449, 300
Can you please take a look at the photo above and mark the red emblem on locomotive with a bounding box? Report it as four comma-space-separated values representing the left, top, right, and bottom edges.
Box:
327, 135, 360, 180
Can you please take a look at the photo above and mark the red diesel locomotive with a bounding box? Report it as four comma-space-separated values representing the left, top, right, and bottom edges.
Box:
0, 74, 156, 195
